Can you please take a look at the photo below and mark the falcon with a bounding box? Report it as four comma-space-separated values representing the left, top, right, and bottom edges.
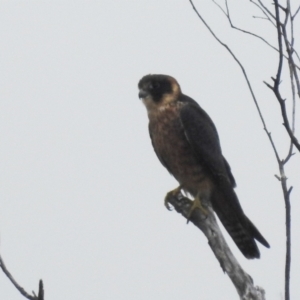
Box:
138, 74, 270, 259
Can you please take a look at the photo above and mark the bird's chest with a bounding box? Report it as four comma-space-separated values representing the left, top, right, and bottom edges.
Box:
150, 109, 187, 161
149, 106, 206, 187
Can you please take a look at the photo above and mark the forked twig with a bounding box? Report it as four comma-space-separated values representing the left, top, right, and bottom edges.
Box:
0, 254, 44, 300
212, 0, 300, 70
189, 0, 281, 162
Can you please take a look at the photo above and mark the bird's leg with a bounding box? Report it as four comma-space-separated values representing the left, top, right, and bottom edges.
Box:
164, 185, 183, 211
187, 193, 208, 223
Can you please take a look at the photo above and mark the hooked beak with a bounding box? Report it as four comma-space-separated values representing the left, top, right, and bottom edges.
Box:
138, 89, 149, 99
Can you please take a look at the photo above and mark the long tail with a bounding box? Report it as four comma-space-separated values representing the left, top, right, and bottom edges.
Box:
210, 182, 270, 259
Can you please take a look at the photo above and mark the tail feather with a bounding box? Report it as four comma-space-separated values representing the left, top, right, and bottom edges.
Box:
211, 183, 269, 259
243, 215, 270, 248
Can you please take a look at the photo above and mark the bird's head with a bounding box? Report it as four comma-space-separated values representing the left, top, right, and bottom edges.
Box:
138, 74, 181, 110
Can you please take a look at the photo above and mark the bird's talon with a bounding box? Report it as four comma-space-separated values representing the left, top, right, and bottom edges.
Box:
164, 185, 182, 211
164, 199, 172, 211
186, 196, 207, 223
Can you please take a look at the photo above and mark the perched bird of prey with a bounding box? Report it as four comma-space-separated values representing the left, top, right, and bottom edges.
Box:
138, 74, 270, 259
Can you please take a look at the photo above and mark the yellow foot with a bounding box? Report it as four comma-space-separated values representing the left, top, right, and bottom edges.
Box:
164, 185, 182, 211
187, 196, 208, 223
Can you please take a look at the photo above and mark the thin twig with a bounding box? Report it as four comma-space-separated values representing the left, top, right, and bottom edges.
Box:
257, 0, 276, 19
252, 16, 269, 20
278, 160, 292, 300
283, 3, 296, 164
189, 0, 281, 162
273, 3, 292, 300
215, 0, 300, 71
283, 1, 300, 68
278, 3, 288, 12
221, 0, 282, 54
251, 0, 277, 26
288, 0, 294, 48
286, 0, 300, 71
292, 4, 300, 19
271, 0, 300, 152
273, 0, 284, 91
281, 26, 300, 98
212, 0, 226, 15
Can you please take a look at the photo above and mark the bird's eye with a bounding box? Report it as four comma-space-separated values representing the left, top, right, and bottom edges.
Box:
149, 82, 160, 90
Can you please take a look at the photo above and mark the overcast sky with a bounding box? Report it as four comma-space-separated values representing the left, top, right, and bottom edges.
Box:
0, 1, 299, 299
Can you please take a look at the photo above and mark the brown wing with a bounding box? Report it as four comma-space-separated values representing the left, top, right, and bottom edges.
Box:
179, 95, 236, 188
179, 95, 269, 258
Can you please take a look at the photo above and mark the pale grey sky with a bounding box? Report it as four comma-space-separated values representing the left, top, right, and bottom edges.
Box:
0, 1, 299, 299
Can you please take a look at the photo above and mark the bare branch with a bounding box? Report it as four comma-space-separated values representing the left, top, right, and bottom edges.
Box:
256, 0, 276, 19
214, 0, 300, 70
278, 3, 288, 12
287, 0, 294, 48
0, 254, 44, 300
37, 281, 44, 300
268, 0, 300, 153
286, 2, 300, 66
189, 0, 282, 162
252, 16, 270, 20
293, 46, 300, 63
292, 4, 300, 19
212, 0, 281, 54
273, 0, 285, 90
283, 139, 295, 164
267, 82, 300, 151
251, 0, 277, 26
211, 0, 227, 15
279, 161, 292, 300
284, 7, 296, 164
166, 192, 266, 300
281, 26, 300, 98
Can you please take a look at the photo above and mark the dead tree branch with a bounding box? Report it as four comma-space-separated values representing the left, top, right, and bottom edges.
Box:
293, 4, 300, 19
273, 3, 293, 299
251, 0, 277, 26
0, 254, 44, 300
263, 0, 300, 153
212, 0, 300, 70
166, 192, 266, 300
188, 0, 280, 161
